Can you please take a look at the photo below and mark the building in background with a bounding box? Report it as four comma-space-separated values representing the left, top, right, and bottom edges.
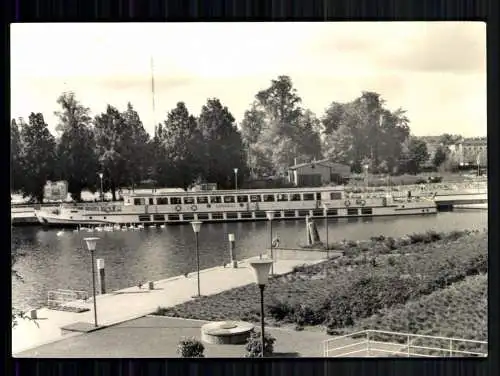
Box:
287, 158, 351, 187
449, 138, 487, 167
43, 180, 68, 202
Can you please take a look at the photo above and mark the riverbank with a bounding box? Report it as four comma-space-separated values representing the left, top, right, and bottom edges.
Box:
154, 229, 487, 343
12, 256, 325, 355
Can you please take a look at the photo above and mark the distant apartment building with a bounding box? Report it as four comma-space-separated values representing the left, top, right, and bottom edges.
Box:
449, 138, 487, 167
287, 158, 351, 187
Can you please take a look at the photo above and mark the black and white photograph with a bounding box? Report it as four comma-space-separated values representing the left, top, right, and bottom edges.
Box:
11, 22, 487, 358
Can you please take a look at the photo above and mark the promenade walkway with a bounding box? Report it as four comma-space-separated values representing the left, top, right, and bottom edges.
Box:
12, 256, 325, 356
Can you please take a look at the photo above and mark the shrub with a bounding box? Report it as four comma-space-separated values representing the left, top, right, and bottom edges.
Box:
387, 256, 397, 267
384, 237, 398, 250
293, 303, 321, 326
371, 235, 386, 242
245, 330, 276, 357
177, 337, 205, 358
267, 298, 294, 321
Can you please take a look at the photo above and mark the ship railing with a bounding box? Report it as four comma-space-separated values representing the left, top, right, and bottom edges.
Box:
323, 329, 487, 358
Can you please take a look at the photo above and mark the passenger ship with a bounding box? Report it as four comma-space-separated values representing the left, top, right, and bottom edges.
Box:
34, 186, 437, 227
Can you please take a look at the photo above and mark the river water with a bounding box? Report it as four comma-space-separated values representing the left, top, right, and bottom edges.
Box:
11, 210, 487, 311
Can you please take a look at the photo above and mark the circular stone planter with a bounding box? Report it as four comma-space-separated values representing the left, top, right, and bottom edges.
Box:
201, 321, 255, 345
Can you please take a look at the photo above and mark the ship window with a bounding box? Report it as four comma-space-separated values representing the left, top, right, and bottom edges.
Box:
183, 213, 195, 221
347, 208, 358, 216
170, 197, 181, 205
290, 194, 301, 201
312, 209, 324, 216
316, 193, 322, 200
223, 196, 236, 203
210, 196, 222, 204
277, 194, 288, 202
361, 208, 373, 215
153, 214, 165, 221
134, 198, 142, 205
183, 197, 195, 204
250, 195, 261, 202
263, 194, 275, 202
237, 195, 248, 203
298, 210, 309, 217
303, 193, 315, 201
197, 196, 208, 204
197, 213, 209, 220
139, 215, 151, 222
255, 211, 267, 218
241, 212, 253, 219
157, 197, 168, 205
168, 214, 180, 221
330, 192, 342, 200
212, 212, 223, 220
273, 211, 282, 218
327, 209, 338, 216
284, 210, 295, 217
149, 198, 155, 205
227, 212, 238, 219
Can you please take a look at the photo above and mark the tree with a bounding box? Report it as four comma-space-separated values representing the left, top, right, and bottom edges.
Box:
18, 113, 57, 202
121, 103, 151, 187
54, 92, 98, 201
240, 103, 272, 178
295, 109, 323, 161
10, 119, 24, 192
432, 145, 449, 168
161, 102, 204, 189
197, 98, 247, 188
399, 137, 429, 174
248, 75, 323, 175
322, 92, 410, 173
149, 123, 170, 186
93, 105, 131, 200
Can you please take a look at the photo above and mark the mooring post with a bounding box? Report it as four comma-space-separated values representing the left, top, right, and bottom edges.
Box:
96, 258, 106, 295
228, 233, 237, 268
305, 216, 311, 246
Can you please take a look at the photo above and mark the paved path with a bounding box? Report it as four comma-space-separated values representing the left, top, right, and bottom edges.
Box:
12, 256, 324, 355
16, 316, 334, 358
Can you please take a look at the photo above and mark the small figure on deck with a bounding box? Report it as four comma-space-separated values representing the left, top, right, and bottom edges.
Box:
184, 271, 189, 278
137, 281, 143, 289
407, 190, 412, 199
272, 236, 280, 249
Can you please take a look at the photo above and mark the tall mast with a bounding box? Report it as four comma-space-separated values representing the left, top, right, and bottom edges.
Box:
150, 55, 156, 129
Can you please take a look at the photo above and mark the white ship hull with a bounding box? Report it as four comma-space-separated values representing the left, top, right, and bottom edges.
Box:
35, 193, 437, 227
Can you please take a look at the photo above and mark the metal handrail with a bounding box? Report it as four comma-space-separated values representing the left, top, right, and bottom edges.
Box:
323, 329, 487, 358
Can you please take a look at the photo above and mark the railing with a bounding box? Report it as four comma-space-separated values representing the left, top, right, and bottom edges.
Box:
323, 330, 487, 358
47, 289, 89, 310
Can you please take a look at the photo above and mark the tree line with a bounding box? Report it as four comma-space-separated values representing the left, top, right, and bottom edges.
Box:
11, 75, 449, 203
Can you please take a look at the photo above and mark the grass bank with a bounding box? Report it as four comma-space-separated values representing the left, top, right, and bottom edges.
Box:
154, 229, 487, 336
342, 273, 488, 355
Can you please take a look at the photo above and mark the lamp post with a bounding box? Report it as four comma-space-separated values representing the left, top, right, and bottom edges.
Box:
98, 172, 104, 202
363, 164, 369, 192
83, 237, 100, 327
249, 259, 273, 358
265, 210, 274, 275
323, 204, 329, 259
190, 221, 203, 298
234, 168, 239, 190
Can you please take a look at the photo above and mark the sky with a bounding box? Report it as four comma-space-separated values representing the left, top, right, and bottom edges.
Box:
10, 22, 486, 138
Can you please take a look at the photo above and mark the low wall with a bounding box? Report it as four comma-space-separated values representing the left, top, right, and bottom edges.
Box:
270, 248, 341, 261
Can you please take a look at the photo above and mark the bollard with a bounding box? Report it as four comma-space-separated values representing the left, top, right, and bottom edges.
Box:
148, 281, 154, 290
228, 233, 238, 268
29, 309, 37, 319
96, 258, 106, 295
305, 216, 311, 246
